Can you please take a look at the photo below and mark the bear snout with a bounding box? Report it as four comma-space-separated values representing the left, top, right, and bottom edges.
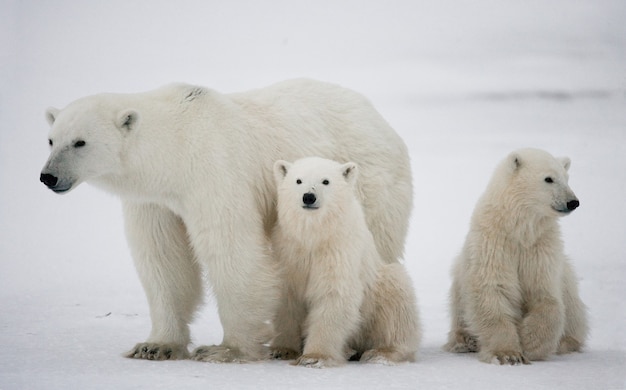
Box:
302, 192, 317, 207
40, 172, 73, 193
40, 173, 58, 188
567, 199, 580, 211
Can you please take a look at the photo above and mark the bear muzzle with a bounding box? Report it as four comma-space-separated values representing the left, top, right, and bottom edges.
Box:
554, 198, 580, 214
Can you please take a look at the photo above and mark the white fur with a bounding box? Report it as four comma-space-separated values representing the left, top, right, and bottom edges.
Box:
40, 79, 413, 362
445, 148, 588, 365
271, 157, 420, 368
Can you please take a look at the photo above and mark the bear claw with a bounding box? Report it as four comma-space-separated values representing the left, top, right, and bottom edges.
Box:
125, 342, 189, 360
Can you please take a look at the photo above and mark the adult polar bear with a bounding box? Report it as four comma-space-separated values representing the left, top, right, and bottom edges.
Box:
40, 79, 413, 362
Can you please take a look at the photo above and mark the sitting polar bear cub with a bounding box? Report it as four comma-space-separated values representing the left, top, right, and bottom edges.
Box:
271, 157, 421, 368
445, 148, 588, 365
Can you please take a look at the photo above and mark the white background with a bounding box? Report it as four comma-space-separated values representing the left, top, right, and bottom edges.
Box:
1, 1, 625, 389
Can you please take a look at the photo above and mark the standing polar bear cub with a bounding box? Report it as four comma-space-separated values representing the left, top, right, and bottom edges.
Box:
40, 79, 413, 362
271, 157, 421, 368
445, 148, 588, 365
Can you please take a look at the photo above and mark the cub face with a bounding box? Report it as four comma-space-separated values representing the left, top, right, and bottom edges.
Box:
507, 149, 579, 216
273, 157, 358, 218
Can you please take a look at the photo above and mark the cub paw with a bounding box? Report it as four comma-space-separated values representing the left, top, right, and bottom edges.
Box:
192, 345, 251, 363
445, 330, 479, 353
521, 331, 556, 361
557, 336, 583, 354
361, 348, 413, 364
125, 342, 189, 360
271, 347, 301, 360
488, 351, 530, 365
293, 353, 341, 368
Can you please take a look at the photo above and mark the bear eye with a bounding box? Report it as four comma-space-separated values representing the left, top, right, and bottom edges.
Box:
322, 179, 330, 185
545, 177, 554, 183
296, 179, 302, 185
74, 140, 86, 148
48, 139, 53, 147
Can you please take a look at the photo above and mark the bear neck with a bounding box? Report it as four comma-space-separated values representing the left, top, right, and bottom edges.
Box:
91, 129, 198, 210
278, 200, 364, 249
475, 191, 560, 247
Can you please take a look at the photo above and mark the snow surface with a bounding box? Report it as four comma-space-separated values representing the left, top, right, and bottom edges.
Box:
1, 1, 625, 389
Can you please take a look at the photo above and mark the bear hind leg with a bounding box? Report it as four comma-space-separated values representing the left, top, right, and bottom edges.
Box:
444, 276, 480, 353
557, 260, 588, 354
358, 263, 421, 364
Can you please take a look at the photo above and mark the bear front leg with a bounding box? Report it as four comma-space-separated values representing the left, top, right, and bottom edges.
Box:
271, 282, 305, 360
123, 202, 203, 360
469, 283, 529, 365
297, 273, 363, 368
520, 295, 565, 360
188, 216, 280, 363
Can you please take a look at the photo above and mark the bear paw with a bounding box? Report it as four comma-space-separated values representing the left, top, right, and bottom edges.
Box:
557, 336, 583, 354
271, 347, 301, 360
125, 342, 189, 360
293, 353, 341, 368
445, 330, 479, 353
488, 350, 530, 366
520, 328, 557, 361
192, 345, 244, 363
361, 348, 413, 364
191, 344, 269, 363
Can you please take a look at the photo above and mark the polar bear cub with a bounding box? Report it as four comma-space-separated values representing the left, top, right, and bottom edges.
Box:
445, 148, 588, 365
271, 157, 421, 367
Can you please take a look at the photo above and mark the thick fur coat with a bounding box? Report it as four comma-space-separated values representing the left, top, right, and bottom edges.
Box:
271, 157, 420, 368
40, 79, 413, 362
445, 148, 588, 364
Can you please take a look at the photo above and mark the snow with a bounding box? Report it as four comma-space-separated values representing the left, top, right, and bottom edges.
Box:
1, 0, 625, 389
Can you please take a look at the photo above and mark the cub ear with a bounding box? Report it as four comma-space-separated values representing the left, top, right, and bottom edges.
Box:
46, 107, 60, 126
273, 160, 292, 184
116, 109, 140, 131
341, 162, 358, 185
558, 157, 571, 172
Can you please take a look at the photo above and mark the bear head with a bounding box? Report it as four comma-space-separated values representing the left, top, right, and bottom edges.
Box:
40, 96, 139, 194
500, 148, 579, 217
273, 157, 358, 222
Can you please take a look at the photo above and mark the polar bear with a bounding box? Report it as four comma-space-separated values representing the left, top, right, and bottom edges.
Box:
444, 148, 588, 365
270, 157, 420, 368
39, 79, 413, 362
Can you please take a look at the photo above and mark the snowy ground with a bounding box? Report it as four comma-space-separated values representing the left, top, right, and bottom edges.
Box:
1, 1, 625, 389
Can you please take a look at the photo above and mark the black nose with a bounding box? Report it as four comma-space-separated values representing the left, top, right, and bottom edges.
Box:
303, 192, 316, 205
567, 199, 580, 211
40, 173, 58, 188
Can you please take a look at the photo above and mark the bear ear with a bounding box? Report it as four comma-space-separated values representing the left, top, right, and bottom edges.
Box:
558, 157, 571, 172
45, 107, 60, 126
116, 109, 140, 132
341, 162, 358, 185
273, 160, 292, 184
509, 152, 522, 172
